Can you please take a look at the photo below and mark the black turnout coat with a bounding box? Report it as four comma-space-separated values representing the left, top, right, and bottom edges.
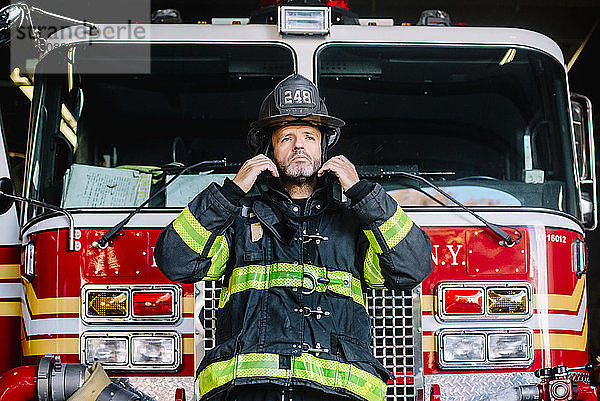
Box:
155, 178, 432, 401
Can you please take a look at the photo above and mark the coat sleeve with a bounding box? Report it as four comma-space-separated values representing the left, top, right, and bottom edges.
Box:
350, 183, 433, 291
154, 183, 238, 283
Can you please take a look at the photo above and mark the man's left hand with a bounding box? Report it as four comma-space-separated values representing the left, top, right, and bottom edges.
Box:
317, 155, 360, 192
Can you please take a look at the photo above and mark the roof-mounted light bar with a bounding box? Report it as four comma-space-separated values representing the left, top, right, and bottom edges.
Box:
278, 6, 331, 35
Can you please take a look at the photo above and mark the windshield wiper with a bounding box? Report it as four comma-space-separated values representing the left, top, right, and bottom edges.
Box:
370, 170, 521, 247
96, 159, 227, 248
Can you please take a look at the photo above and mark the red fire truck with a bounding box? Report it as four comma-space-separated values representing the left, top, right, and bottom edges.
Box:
0, 2, 597, 400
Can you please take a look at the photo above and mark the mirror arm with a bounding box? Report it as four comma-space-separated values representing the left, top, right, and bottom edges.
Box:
30, 7, 98, 34
0, 190, 76, 252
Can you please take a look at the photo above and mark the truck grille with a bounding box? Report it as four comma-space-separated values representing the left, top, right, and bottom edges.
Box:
201, 283, 418, 401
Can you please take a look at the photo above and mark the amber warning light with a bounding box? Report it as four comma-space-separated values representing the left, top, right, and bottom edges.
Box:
132, 291, 174, 316
87, 291, 128, 317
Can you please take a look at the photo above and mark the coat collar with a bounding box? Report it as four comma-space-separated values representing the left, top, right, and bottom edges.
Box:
251, 177, 334, 244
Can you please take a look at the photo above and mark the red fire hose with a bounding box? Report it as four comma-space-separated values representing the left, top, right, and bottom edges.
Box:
0, 365, 38, 401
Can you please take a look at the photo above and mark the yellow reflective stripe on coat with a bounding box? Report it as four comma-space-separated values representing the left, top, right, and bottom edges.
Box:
204, 235, 229, 280
362, 205, 412, 288
218, 263, 364, 309
363, 244, 385, 288
198, 352, 386, 401
173, 207, 229, 280
173, 206, 212, 253
379, 205, 412, 249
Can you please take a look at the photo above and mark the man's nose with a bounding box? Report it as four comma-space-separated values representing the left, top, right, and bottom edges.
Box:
293, 136, 305, 149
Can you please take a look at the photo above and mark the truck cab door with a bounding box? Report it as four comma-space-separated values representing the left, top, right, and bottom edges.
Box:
571, 93, 597, 230
0, 108, 23, 376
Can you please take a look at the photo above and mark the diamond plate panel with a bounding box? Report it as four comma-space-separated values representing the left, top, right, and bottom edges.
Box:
424, 372, 537, 401
122, 377, 195, 401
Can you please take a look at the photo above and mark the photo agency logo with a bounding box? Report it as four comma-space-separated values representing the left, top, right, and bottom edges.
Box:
9, 0, 152, 74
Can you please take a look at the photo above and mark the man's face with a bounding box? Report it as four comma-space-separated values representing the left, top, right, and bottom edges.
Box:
272, 124, 322, 182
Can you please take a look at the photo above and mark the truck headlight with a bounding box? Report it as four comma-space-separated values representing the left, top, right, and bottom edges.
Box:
81, 332, 181, 371
84, 337, 128, 365
132, 336, 175, 365
437, 329, 534, 369
440, 333, 485, 362
488, 333, 531, 361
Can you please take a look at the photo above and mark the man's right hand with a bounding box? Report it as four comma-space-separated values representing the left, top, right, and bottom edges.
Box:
232, 155, 279, 193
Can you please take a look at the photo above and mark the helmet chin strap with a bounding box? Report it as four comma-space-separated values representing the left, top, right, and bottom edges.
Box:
321, 134, 329, 163
261, 137, 274, 158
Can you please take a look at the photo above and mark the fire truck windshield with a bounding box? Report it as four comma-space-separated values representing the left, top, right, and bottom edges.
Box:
23, 42, 579, 220
317, 45, 578, 215
23, 43, 295, 218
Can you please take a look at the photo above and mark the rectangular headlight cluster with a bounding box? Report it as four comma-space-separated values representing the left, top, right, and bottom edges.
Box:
81, 332, 180, 371
438, 330, 533, 369
438, 282, 531, 320
278, 6, 331, 35
82, 284, 181, 323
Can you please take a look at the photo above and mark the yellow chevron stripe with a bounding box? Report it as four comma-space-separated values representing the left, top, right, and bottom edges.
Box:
533, 318, 588, 352
534, 278, 585, 312
0, 301, 21, 317
22, 338, 79, 356
422, 278, 585, 314
183, 296, 194, 314
0, 264, 20, 280
422, 320, 588, 353
23, 280, 79, 315
23, 281, 193, 316
183, 337, 194, 355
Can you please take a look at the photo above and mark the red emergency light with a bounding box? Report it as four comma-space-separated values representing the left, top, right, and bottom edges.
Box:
132, 291, 174, 316
443, 288, 484, 314
259, 0, 349, 10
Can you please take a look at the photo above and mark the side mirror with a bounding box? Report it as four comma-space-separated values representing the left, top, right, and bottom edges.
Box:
0, 176, 77, 251
0, 177, 15, 215
0, 177, 16, 215
0, 4, 25, 48
571, 93, 597, 230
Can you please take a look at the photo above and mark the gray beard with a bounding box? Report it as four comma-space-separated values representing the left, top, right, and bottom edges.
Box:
275, 153, 321, 185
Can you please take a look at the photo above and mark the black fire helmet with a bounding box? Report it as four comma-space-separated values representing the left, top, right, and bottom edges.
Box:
247, 74, 345, 161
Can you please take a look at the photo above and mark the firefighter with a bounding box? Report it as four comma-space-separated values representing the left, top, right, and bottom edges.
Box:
154, 74, 432, 401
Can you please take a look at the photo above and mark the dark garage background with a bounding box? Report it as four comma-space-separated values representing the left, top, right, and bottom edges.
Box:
1, 0, 600, 358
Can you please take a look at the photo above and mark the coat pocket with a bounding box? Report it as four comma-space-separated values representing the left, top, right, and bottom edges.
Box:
197, 336, 237, 374
337, 335, 394, 383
